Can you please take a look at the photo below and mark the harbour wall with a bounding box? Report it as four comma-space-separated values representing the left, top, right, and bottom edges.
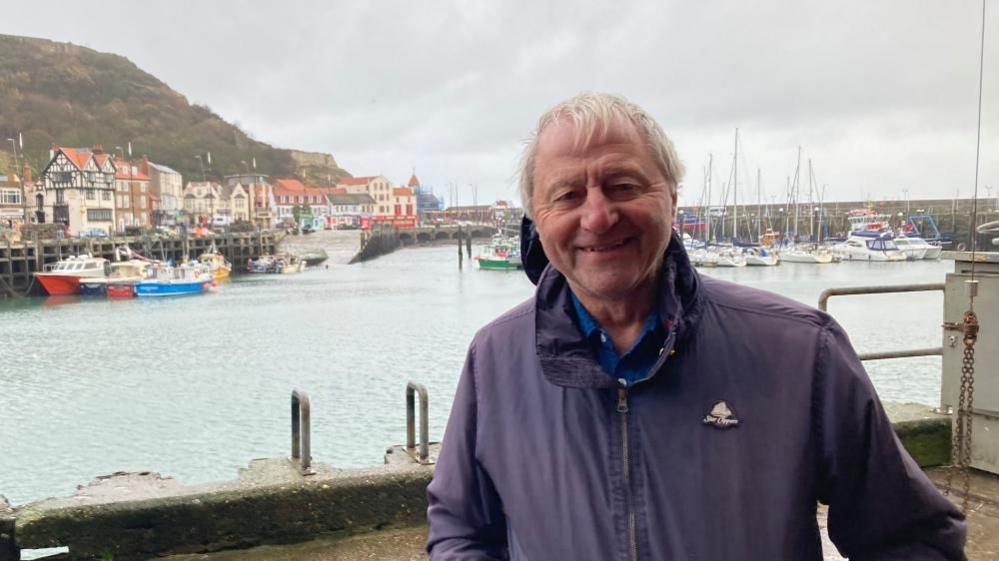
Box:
0, 231, 280, 298
0, 402, 950, 561
350, 224, 499, 264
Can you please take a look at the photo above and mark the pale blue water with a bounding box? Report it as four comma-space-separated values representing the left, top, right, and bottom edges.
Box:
0, 234, 951, 505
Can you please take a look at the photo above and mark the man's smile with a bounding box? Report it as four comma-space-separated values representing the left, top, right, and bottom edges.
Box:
576, 237, 634, 253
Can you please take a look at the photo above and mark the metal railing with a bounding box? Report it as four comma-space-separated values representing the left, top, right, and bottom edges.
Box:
290, 389, 315, 475
406, 382, 431, 464
818, 283, 945, 362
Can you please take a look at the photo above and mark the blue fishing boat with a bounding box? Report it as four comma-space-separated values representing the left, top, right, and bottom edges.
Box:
134, 264, 216, 297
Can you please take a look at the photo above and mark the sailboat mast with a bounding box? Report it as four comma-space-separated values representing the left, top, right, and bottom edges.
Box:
808, 159, 815, 243
733, 128, 739, 243
707, 154, 713, 243
756, 167, 762, 242
793, 146, 801, 243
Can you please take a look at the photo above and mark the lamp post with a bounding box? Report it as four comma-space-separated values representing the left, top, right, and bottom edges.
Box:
7, 137, 28, 224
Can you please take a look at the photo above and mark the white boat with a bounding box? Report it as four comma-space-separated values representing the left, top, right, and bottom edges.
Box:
715, 249, 746, 267
744, 247, 779, 266
891, 236, 929, 260
690, 248, 719, 268
779, 246, 834, 264
830, 233, 907, 262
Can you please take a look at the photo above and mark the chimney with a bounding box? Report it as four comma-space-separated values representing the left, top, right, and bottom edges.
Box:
92, 144, 104, 155
140, 154, 149, 176
22, 161, 32, 183
50, 143, 57, 161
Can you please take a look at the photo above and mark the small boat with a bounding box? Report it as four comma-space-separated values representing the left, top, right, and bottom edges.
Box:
299, 248, 329, 267
744, 247, 780, 267
247, 254, 306, 274
198, 249, 232, 280
35, 255, 111, 296
475, 236, 523, 271
134, 264, 216, 297
80, 260, 153, 297
780, 246, 835, 264
715, 249, 747, 268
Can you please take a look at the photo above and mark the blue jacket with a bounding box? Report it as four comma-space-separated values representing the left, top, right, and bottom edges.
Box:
427, 229, 965, 560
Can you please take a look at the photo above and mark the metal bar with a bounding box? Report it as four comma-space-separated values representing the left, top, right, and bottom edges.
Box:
859, 347, 943, 361
818, 283, 944, 312
290, 389, 313, 475
406, 382, 430, 462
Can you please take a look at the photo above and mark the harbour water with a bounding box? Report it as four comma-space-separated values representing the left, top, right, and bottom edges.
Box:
0, 231, 950, 506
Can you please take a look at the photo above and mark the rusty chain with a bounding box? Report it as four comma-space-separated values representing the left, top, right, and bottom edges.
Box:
944, 310, 979, 513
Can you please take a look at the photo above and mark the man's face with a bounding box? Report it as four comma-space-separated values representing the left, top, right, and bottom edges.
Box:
531, 117, 676, 304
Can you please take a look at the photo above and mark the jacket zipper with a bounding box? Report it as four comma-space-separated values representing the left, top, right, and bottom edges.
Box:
618, 386, 638, 561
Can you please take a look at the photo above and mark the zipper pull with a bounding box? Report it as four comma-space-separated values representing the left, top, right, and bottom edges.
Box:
617, 388, 629, 413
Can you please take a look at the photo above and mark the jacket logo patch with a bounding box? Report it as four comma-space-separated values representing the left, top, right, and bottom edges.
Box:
703, 400, 740, 429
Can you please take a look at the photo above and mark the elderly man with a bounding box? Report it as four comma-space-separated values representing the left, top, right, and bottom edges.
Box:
427, 93, 965, 560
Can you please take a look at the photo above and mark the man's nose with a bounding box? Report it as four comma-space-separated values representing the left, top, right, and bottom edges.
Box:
579, 188, 618, 233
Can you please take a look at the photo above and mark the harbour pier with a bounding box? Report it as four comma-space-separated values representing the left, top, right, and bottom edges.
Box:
0, 231, 280, 298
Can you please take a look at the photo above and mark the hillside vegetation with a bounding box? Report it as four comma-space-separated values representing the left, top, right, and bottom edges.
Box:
0, 34, 349, 185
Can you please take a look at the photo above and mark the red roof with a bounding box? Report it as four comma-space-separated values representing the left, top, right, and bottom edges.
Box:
393, 187, 414, 197
338, 176, 376, 186
407, 174, 420, 187
58, 147, 91, 170
332, 187, 348, 195
273, 183, 327, 199
113, 158, 150, 181
274, 178, 307, 191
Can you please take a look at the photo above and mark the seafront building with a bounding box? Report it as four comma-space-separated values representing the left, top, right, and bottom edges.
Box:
145, 159, 183, 227
38, 146, 117, 234
113, 157, 152, 231
182, 181, 221, 227
0, 174, 25, 227
272, 178, 328, 229
224, 174, 274, 229
326, 190, 375, 229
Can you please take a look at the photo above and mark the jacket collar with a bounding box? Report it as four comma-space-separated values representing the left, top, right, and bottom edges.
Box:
533, 230, 704, 389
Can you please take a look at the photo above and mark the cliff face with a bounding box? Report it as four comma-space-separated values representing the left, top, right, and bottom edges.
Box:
289, 150, 350, 187
0, 34, 349, 183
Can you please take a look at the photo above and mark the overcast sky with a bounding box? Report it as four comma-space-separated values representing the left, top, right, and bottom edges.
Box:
4, 1, 998, 208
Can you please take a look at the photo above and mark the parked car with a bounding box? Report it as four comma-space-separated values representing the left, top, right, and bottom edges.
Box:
79, 228, 108, 238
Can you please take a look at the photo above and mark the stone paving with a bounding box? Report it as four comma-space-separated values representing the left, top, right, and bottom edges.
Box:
158, 468, 999, 561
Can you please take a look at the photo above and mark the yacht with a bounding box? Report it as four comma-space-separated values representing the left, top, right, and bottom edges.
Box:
831, 232, 907, 262
779, 246, 835, 264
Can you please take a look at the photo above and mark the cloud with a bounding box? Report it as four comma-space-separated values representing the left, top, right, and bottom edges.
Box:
4, 0, 996, 203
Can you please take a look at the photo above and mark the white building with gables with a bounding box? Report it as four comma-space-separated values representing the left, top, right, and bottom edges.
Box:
38, 146, 117, 234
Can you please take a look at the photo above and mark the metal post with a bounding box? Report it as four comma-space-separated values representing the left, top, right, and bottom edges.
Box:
406, 382, 430, 463
290, 389, 314, 475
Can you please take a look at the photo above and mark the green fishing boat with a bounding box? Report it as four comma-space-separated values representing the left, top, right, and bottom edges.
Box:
475, 235, 523, 271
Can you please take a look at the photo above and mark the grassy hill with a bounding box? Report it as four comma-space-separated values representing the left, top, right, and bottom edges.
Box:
0, 34, 349, 185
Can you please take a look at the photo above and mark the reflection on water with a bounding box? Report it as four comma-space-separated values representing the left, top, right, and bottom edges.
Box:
0, 232, 951, 504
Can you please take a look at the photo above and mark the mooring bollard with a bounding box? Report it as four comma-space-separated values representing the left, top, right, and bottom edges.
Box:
290, 389, 315, 475
406, 382, 430, 463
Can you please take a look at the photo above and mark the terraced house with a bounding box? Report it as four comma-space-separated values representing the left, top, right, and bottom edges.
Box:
38, 146, 117, 235
113, 157, 152, 232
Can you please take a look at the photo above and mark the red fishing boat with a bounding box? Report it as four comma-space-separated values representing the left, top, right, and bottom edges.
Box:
34, 255, 110, 296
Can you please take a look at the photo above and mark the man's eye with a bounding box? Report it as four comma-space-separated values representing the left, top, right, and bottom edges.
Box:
607, 183, 639, 198
553, 190, 581, 203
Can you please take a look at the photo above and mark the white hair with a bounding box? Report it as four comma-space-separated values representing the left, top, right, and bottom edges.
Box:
518, 92, 685, 218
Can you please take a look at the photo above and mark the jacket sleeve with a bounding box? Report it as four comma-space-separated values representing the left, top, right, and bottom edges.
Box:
427, 343, 509, 560
815, 320, 966, 560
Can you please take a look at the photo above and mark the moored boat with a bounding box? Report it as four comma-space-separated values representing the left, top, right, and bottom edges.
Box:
830, 232, 907, 262
80, 259, 154, 297
134, 264, 216, 297
198, 249, 232, 280
35, 255, 111, 296
744, 247, 780, 266
475, 236, 523, 271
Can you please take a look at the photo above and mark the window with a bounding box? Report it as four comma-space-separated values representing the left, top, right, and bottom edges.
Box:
141, 196, 147, 209
0, 189, 20, 205
105, 172, 114, 183
56, 190, 65, 204
86, 189, 95, 201
87, 208, 112, 222
102, 190, 111, 201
